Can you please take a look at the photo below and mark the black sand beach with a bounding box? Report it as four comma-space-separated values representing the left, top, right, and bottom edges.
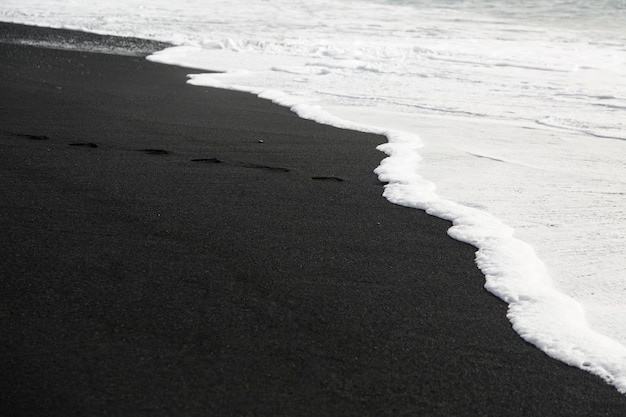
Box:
1, 23, 625, 416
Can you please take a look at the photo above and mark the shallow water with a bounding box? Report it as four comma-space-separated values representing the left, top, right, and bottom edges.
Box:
2, 0, 626, 393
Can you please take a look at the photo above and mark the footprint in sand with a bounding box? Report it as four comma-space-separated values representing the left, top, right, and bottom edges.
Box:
191, 158, 222, 164
311, 176, 344, 182
69, 142, 98, 148
191, 158, 291, 173
191, 158, 345, 181
240, 163, 290, 173
2, 131, 50, 140
142, 149, 170, 155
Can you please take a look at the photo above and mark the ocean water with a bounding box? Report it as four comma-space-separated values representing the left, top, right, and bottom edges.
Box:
2, 0, 625, 393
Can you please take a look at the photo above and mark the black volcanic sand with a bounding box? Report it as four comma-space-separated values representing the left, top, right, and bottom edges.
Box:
1, 23, 625, 417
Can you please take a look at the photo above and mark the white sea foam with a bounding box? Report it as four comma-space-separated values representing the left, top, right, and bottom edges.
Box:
2, 0, 626, 393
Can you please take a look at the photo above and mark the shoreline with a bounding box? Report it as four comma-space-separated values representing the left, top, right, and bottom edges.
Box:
0, 21, 173, 56
1, 23, 625, 416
